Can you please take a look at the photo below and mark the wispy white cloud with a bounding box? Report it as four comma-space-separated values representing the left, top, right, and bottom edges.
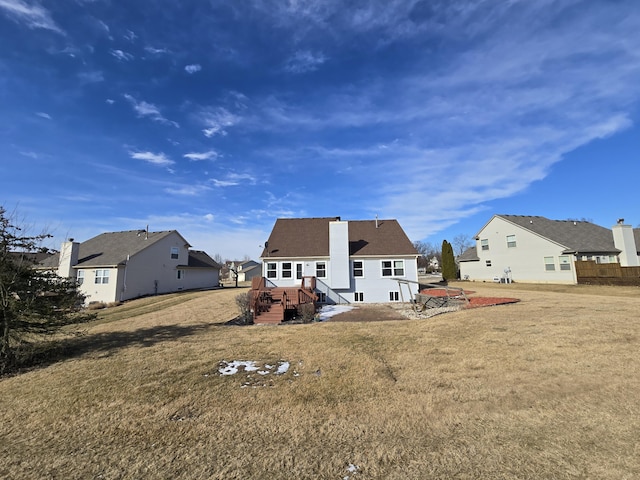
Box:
19, 150, 39, 159
211, 172, 256, 187
0, 0, 64, 34
123, 94, 179, 128
106, 98, 115, 105
144, 46, 169, 55
110, 49, 133, 61
164, 184, 211, 196
199, 107, 240, 137
185, 63, 202, 74
124, 29, 137, 42
129, 150, 174, 166
284, 50, 326, 73
183, 150, 219, 161
35, 111, 51, 119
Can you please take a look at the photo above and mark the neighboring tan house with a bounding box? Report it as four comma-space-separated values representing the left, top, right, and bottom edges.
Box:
40, 229, 221, 304
459, 215, 640, 284
260, 217, 419, 304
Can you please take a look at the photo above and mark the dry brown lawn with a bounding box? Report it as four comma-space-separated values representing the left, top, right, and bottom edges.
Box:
1, 282, 639, 479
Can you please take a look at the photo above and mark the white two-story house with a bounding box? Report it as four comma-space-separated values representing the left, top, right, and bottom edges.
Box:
40, 229, 221, 304
260, 217, 419, 304
459, 215, 640, 284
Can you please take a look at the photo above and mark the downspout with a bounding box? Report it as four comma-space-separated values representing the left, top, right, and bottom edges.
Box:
120, 254, 129, 302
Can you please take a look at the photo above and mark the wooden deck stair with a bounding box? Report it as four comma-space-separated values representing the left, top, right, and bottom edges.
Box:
251, 277, 318, 325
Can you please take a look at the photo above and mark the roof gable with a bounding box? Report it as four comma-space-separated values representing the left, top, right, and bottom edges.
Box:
261, 217, 418, 258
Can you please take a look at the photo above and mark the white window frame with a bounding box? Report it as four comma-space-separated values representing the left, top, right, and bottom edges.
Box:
170, 247, 179, 260
389, 291, 400, 302
295, 263, 303, 280
266, 262, 277, 279
481, 239, 489, 251
506, 235, 517, 248
381, 260, 405, 277
544, 256, 555, 271
353, 260, 364, 278
354, 292, 364, 302
95, 269, 109, 284
559, 255, 571, 271
281, 262, 292, 279
77, 270, 84, 285
177, 269, 185, 280
316, 261, 327, 279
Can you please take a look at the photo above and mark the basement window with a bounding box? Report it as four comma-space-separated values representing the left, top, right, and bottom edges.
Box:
389, 291, 400, 302
354, 292, 364, 302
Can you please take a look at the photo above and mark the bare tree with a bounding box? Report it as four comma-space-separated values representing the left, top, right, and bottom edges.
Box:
452, 234, 473, 257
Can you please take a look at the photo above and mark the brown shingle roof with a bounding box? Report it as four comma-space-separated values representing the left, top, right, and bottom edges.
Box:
261, 217, 418, 258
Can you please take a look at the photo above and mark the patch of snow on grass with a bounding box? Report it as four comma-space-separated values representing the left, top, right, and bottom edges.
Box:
318, 304, 354, 321
218, 360, 259, 375
219, 360, 291, 377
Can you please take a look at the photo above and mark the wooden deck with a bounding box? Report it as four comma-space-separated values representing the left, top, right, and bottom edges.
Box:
250, 277, 318, 324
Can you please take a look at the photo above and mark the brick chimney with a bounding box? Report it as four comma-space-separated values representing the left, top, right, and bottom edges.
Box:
58, 239, 80, 278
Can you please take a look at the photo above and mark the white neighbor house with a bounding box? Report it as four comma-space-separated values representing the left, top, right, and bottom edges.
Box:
459, 215, 640, 284
260, 217, 419, 304
40, 230, 221, 304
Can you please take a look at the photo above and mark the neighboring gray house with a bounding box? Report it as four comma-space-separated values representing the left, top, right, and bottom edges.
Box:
260, 217, 419, 304
40, 230, 221, 304
234, 260, 261, 283
459, 215, 640, 284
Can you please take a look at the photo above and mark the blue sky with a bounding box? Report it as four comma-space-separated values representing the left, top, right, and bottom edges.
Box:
1, 0, 639, 260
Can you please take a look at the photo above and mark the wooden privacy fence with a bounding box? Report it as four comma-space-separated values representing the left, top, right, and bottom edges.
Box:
575, 260, 640, 286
